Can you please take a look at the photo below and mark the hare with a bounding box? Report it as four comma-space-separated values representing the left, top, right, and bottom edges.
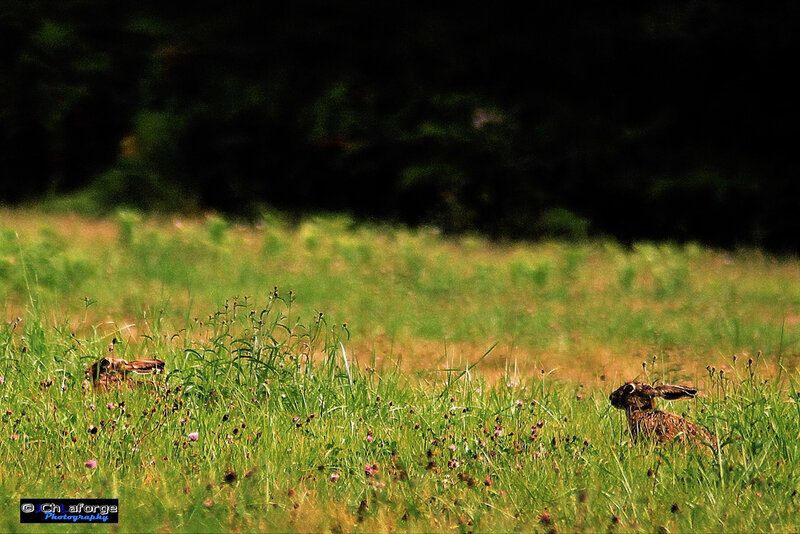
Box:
85, 356, 165, 390
609, 381, 715, 446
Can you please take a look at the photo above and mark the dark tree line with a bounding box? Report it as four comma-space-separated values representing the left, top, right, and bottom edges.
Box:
1, 2, 798, 250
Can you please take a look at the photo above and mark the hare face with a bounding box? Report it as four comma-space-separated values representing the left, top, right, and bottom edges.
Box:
609, 382, 657, 411
85, 357, 129, 381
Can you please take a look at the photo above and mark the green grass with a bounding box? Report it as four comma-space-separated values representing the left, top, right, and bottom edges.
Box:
0, 294, 798, 532
1, 209, 799, 383
1, 209, 800, 531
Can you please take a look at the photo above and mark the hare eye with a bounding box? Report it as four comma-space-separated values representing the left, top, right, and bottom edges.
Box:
624, 383, 636, 394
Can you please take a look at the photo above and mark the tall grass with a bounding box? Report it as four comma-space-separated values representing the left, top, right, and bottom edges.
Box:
0, 293, 798, 532
1, 209, 799, 383
1, 209, 799, 530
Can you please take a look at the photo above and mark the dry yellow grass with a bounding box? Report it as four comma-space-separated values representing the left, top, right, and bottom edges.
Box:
1, 208, 798, 385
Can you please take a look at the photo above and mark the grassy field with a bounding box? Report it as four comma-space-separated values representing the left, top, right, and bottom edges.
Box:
1, 209, 799, 532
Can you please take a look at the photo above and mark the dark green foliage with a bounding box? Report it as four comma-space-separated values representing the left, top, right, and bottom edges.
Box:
1, 3, 798, 249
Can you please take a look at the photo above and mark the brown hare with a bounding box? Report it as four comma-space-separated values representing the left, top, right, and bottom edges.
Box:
85, 356, 165, 390
609, 381, 716, 446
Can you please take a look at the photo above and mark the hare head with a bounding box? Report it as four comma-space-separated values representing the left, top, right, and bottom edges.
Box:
609, 381, 697, 412
85, 357, 165, 389
609, 381, 714, 445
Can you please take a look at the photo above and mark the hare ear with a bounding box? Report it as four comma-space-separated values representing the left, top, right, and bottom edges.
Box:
655, 384, 697, 400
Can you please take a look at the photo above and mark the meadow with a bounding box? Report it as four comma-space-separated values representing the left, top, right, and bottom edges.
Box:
0, 208, 798, 532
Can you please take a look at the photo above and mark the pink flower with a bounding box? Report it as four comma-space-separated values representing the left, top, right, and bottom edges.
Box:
85, 459, 98, 469
448, 444, 456, 452
364, 464, 377, 477
330, 472, 340, 483
366, 431, 374, 443
106, 403, 115, 410
0, 376, 5, 385
188, 431, 199, 441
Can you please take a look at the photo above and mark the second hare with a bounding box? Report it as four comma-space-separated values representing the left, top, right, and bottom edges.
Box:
85, 356, 165, 390
609, 381, 715, 446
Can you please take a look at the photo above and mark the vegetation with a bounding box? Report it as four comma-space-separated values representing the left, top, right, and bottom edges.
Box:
1, 210, 799, 531
1, 4, 798, 249
1, 287, 798, 532
1, 209, 798, 382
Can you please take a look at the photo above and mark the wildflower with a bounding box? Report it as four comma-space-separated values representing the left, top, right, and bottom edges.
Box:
61, 384, 68, 391
366, 430, 374, 443
0, 376, 4, 385
106, 403, 115, 410
576, 393, 584, 400
515, 399, 524, 407
448, 444, 456, 452
188, 431, 199, 441
223, 468, 237, 484
330, 472, 340, 483
364, 464, 378, 477
539, 511, 552, 525
85, 459, 98, 469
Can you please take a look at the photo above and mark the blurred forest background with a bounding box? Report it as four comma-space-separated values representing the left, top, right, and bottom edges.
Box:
1, 2, 797, 250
